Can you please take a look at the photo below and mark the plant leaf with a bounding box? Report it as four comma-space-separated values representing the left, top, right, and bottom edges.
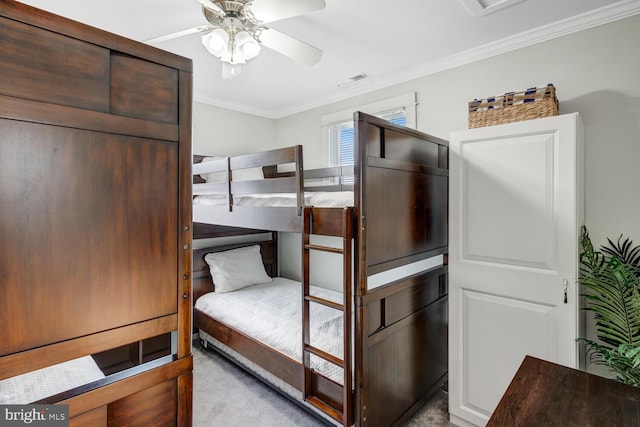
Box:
578, 226, 640, 386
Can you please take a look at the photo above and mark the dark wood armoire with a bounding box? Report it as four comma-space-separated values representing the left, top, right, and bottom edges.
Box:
0, 1, 193, 425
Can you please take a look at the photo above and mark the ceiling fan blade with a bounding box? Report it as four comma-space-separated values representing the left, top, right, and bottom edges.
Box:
144, 25, 213, 44
259, 27, 322, 65
250, 0, 325, 23
195, 0, 224, 14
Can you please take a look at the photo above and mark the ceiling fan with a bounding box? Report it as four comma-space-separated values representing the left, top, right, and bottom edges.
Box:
145, 0, 325, 78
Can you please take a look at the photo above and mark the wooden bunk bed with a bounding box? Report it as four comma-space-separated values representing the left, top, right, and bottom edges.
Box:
0, 2, 193, 425
191, 112, 449, 427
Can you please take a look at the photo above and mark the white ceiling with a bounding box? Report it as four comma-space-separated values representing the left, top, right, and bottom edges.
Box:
17, 0, 640, 118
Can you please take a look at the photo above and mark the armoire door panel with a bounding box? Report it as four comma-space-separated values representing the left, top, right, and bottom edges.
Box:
0, 16, 110, 112
462, 133, 556, 270
0, 120, 177, 356
110, 54, 178, 124
461, 289, 554, 416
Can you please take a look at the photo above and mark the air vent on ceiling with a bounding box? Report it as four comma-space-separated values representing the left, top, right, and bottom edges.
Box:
337, 73, 371, 91
459, 0, 526, 17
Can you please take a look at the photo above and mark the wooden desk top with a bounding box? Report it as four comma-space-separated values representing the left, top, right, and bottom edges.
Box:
487, 355, 640, 426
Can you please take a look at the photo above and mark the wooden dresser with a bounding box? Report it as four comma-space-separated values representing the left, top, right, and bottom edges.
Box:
0, 1, 193, 425
488, 356, 640, 426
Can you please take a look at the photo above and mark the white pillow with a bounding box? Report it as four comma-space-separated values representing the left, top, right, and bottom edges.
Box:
204, 245, 272, 293
199, 156, 264, 183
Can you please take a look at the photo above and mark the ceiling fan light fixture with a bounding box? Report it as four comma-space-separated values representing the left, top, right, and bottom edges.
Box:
202, 28, 229, 57
235, 30, 261, 61
184, 0, 324, 77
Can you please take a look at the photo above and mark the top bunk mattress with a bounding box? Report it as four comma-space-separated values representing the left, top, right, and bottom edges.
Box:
194, 277, 345, 384
193, 191, 353, 208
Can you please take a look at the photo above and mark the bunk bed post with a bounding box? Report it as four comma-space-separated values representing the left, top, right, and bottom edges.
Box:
353, 112, 368, 427
353, 113, 368, 298
225, 156, 232, 212
342, 207, 354, 426
295, 145, 304, 215
302, 207, 312, 398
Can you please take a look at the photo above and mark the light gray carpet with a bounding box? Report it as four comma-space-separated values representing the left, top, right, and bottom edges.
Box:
193, 343, 453, 426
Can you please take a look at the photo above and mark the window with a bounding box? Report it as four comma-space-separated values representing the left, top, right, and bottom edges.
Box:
322, 93, 416, 177
328, 109, 406, 171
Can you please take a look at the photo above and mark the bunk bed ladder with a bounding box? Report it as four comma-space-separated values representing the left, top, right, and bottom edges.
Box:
302, 207, 353, 426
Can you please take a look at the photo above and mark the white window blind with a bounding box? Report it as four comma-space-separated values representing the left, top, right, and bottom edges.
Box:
329, 108, 407, 171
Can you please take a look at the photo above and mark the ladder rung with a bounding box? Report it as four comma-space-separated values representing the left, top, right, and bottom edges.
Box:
305, 295, 344, 311
305, 396, 344, 423
304, 243, 344, 254
305, 344, 344, 367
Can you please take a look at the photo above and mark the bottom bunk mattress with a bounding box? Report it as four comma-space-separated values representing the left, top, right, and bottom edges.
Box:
194, 277, 345, 385
0, 355, 105, 404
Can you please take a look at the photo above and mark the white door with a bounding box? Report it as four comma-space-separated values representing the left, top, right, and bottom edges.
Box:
448, 113, 584, 427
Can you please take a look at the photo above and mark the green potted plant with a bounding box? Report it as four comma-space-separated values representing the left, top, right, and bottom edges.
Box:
579, 225, 640, 386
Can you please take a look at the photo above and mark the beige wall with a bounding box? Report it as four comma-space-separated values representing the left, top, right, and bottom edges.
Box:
273, 14, 640, 249
193, 13, 640, 295
192, 102, 276, 157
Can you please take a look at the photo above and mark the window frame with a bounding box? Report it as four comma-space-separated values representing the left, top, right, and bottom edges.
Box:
323, 93, 417, 169
328, 108, 407, 169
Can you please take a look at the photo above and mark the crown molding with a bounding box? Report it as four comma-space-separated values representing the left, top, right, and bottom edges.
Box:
193, 91, 279, 119
197, 0, 640, 119
371, 0, 640, 92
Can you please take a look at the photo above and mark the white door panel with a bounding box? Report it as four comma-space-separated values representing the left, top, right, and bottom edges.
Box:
462, 133, 556, 269
461, 289, 554, 416
449, 114, 584, 426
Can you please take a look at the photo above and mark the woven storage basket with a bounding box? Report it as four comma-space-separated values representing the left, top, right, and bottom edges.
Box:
468, 85, 559, 128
